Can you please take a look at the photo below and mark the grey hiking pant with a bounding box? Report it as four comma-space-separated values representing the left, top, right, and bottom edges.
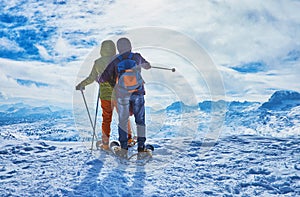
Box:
117, 93, 146, 149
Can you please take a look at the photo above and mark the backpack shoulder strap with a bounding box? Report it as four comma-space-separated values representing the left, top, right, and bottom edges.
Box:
117, 53, 134, 61
128, 53, 134, 60
117, 55, 123, 61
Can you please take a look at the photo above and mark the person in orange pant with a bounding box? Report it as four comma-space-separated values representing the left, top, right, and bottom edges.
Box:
76, 40, 134, 150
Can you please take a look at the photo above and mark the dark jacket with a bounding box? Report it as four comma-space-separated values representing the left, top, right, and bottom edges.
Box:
97, 51, 151, 95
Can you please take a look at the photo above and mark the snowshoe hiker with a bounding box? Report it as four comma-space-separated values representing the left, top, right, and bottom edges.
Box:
97, 37, 151, 158
75, 40, 134, 150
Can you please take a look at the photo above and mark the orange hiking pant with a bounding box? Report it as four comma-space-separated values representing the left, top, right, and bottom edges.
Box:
101, 99, 132, 145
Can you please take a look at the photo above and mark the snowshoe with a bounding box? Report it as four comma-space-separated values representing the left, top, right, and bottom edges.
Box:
136, 144, 154, 160
145, 144, 154, 151
96, 140, 101, 149
109, 140, 128, 159
114, 147, 128, 159
109, 140, 120, 149
108, 140, 154, 164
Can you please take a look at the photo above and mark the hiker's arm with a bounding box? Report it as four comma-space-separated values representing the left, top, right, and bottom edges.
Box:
97, 62, 114, 83
76, 61, 98, 90
81, 62, 98, 86
135, 53, 151, 70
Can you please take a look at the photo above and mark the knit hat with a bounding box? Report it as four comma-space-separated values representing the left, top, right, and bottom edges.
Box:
117, 37, 132, 54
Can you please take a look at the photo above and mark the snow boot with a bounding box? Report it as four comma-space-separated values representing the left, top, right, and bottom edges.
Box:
100, 144, 109, 151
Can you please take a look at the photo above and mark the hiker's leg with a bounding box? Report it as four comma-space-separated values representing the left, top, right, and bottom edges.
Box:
130, 94, 146, 148
117, 97, 130, 149
114, 99, 133, 140
101, 99, 113, 145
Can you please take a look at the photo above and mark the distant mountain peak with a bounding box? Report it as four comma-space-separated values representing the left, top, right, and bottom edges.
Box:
166, 101, 185, 112
269, 90, 300, 101
260, 90, 300, 110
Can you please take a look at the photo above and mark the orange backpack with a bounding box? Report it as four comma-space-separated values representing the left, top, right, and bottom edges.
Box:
116, 53, 144, 94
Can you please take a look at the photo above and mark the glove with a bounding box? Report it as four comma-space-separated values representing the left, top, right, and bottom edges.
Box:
75, 83, 85, 90
140, 63, 151, 70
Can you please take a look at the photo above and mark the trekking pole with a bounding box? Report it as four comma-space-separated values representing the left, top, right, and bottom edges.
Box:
80, 88, 98, 151
151, 66, 176, 72
91, 85, 101, 151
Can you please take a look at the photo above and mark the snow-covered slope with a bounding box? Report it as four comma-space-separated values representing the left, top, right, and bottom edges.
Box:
0, 102, 71, 126
224, 90, 300, 137
0, 90, 299, 196
0, 135, 299, 196
159, 90, 300, 138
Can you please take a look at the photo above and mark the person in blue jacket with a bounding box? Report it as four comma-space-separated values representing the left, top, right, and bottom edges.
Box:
97, 37, 151, 158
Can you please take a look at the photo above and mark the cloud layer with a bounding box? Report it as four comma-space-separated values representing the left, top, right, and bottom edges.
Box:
0, 0, 299, 107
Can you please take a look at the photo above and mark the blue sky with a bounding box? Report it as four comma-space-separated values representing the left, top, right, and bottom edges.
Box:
0, 0, 299, 108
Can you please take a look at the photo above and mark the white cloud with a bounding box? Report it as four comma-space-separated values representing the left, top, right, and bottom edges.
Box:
1, 0, 300, 107
219, 60, 300, 102
93, 0, 300, 101
0, 58, 81, 106
0, 37, 24, 52
98, 0, 300, 64
35, 44, 51, 60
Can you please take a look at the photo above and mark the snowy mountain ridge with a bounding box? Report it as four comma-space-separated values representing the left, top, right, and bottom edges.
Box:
2, 89, 299, 117
259, 90, 300, 110
0, 90, 299, 139
1, 89, 300, 122
0, 102, 71, 126
164, 90, 300, 113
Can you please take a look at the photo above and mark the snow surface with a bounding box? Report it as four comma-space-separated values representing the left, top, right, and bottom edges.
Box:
0, 90, 300, 196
